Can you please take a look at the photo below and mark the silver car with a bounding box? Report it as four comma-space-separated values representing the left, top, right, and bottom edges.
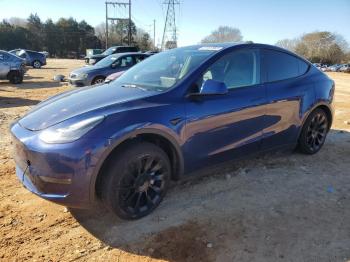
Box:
0, 50, 25, 84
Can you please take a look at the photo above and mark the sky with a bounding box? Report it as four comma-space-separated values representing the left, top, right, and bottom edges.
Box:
1, 0, 349, 47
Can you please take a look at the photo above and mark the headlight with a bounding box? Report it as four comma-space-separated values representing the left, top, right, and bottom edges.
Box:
39, 116, 105, 143
89, 59, 96, 64
78, 73, 88, 79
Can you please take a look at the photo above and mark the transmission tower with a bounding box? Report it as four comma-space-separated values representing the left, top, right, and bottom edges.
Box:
105, 1, 132, 49
161, 0, 180, 50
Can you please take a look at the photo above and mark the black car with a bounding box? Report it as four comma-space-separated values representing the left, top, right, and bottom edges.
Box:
85, 46, 139, 65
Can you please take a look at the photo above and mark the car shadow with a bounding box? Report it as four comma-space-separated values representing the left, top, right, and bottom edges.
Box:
0, 81, 65, 89
24, 75, 44, 80
0, 96, 41, 108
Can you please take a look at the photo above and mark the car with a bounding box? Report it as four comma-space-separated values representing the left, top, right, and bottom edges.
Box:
11, 43, 334, 220
68, 53, 149, 86
0, 50, 25, 84
40, 51, 49, 58
9, 49, 47, 69
339, 63, 350, 73
328, 64, 343, 72
104, 70, 126, 83
85, 46, 139, 65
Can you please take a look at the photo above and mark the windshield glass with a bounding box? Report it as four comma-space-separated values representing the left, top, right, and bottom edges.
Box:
102, 47, 116, 56
95, 55, 118, 67
115, 46, 220, 91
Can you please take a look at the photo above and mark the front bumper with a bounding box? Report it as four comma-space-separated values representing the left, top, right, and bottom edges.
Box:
68, 78, 89, 87
11, 122, 107, 208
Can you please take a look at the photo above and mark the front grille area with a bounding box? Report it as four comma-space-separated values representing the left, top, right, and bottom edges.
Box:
70, 73, 77, 79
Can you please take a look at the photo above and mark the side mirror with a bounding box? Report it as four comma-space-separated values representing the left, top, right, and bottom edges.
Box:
111, 63, 117, 69
199, 79, 228, 95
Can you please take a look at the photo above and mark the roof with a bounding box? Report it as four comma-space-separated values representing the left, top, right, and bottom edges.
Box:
109, 52, 149, 58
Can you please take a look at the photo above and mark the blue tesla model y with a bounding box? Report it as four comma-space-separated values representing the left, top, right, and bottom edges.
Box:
11, 43, 334, 219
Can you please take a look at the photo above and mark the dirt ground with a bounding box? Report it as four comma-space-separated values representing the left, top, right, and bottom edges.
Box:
0, 59, 350, 262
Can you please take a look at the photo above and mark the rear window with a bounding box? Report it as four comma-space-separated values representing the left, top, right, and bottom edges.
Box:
263, 49, 309, 82
118, 47, 138, 52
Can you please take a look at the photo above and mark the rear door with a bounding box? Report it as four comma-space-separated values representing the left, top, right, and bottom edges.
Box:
261, 49, 311, 149
184, 48, 267, 171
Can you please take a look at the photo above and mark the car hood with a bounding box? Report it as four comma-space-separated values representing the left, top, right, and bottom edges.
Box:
71, 65, 105, 75
18, 83, 159, 131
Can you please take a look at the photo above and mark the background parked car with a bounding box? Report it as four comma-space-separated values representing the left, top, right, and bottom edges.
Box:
104, 70, 125, 83
0, 50, 25, 84
339, 63, 350, 73
69, 52, 149, 86
328, 64, 344, 72
9, 49, 46, 68
85, 46, 139, 65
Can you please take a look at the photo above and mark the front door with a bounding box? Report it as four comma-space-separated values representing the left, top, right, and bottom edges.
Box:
183, 48, 267, 172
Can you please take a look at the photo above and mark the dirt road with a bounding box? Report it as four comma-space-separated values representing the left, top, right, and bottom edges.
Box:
0, 60, 349, 262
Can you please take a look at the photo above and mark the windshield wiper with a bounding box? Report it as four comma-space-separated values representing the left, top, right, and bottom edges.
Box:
121, 84, 148, 91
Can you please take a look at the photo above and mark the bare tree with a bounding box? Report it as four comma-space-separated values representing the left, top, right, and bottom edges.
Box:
296, 31, 346, 64
275, 38, 299, 51
276, 31, 349, 64
201, 26, 242, 43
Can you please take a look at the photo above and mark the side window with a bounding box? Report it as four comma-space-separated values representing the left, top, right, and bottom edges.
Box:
118, 56, 134, 67
263, 49, 308, 82
198, 49, 260, 90
135, 55, 146, 63
0, 53, 8, 61
298, 60, 309, 75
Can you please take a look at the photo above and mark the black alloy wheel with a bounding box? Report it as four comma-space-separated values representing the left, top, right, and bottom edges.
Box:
299, 108, 329, 154
102, 142, 170, 220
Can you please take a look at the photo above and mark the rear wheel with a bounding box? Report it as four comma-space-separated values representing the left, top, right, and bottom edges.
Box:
32, 60, 42, 69
92, 76, 105, 85
298, 108, 329, 154
101, 142, 170, 220
8, 71, 23, 84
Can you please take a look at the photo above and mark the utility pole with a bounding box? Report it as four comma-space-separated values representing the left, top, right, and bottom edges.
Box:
105, 1, 132, 48
153, 19, 156, 50
128, 0, 131, 46
105, 2, 109, 49
161, 0, 180, 50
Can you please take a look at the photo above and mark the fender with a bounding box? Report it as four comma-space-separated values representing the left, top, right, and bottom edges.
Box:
297, 101, 334, 139
88, 126, 185, 203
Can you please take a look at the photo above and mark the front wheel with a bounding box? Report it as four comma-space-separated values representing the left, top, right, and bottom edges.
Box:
32, 60, 42, 69
101, 142, 171, 220
298, 108, 329, 154
92, 77, 105, 85
8, 71, 23, 84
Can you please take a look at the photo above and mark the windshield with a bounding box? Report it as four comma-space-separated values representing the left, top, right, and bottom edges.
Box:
95, 55, 118, 67
102, 47, 116, 56
115, 46, 219, 91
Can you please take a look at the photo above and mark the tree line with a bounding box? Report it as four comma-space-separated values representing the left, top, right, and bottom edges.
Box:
0, 14, 154, 58
201, 26, 349, 65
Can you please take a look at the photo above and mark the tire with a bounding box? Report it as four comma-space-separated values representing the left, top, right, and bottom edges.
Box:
298, 108, 329, 154
92, 76, 105, 85
8, 71, 23, 84
101, 142, 171, 220
32, 60, 42, 69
